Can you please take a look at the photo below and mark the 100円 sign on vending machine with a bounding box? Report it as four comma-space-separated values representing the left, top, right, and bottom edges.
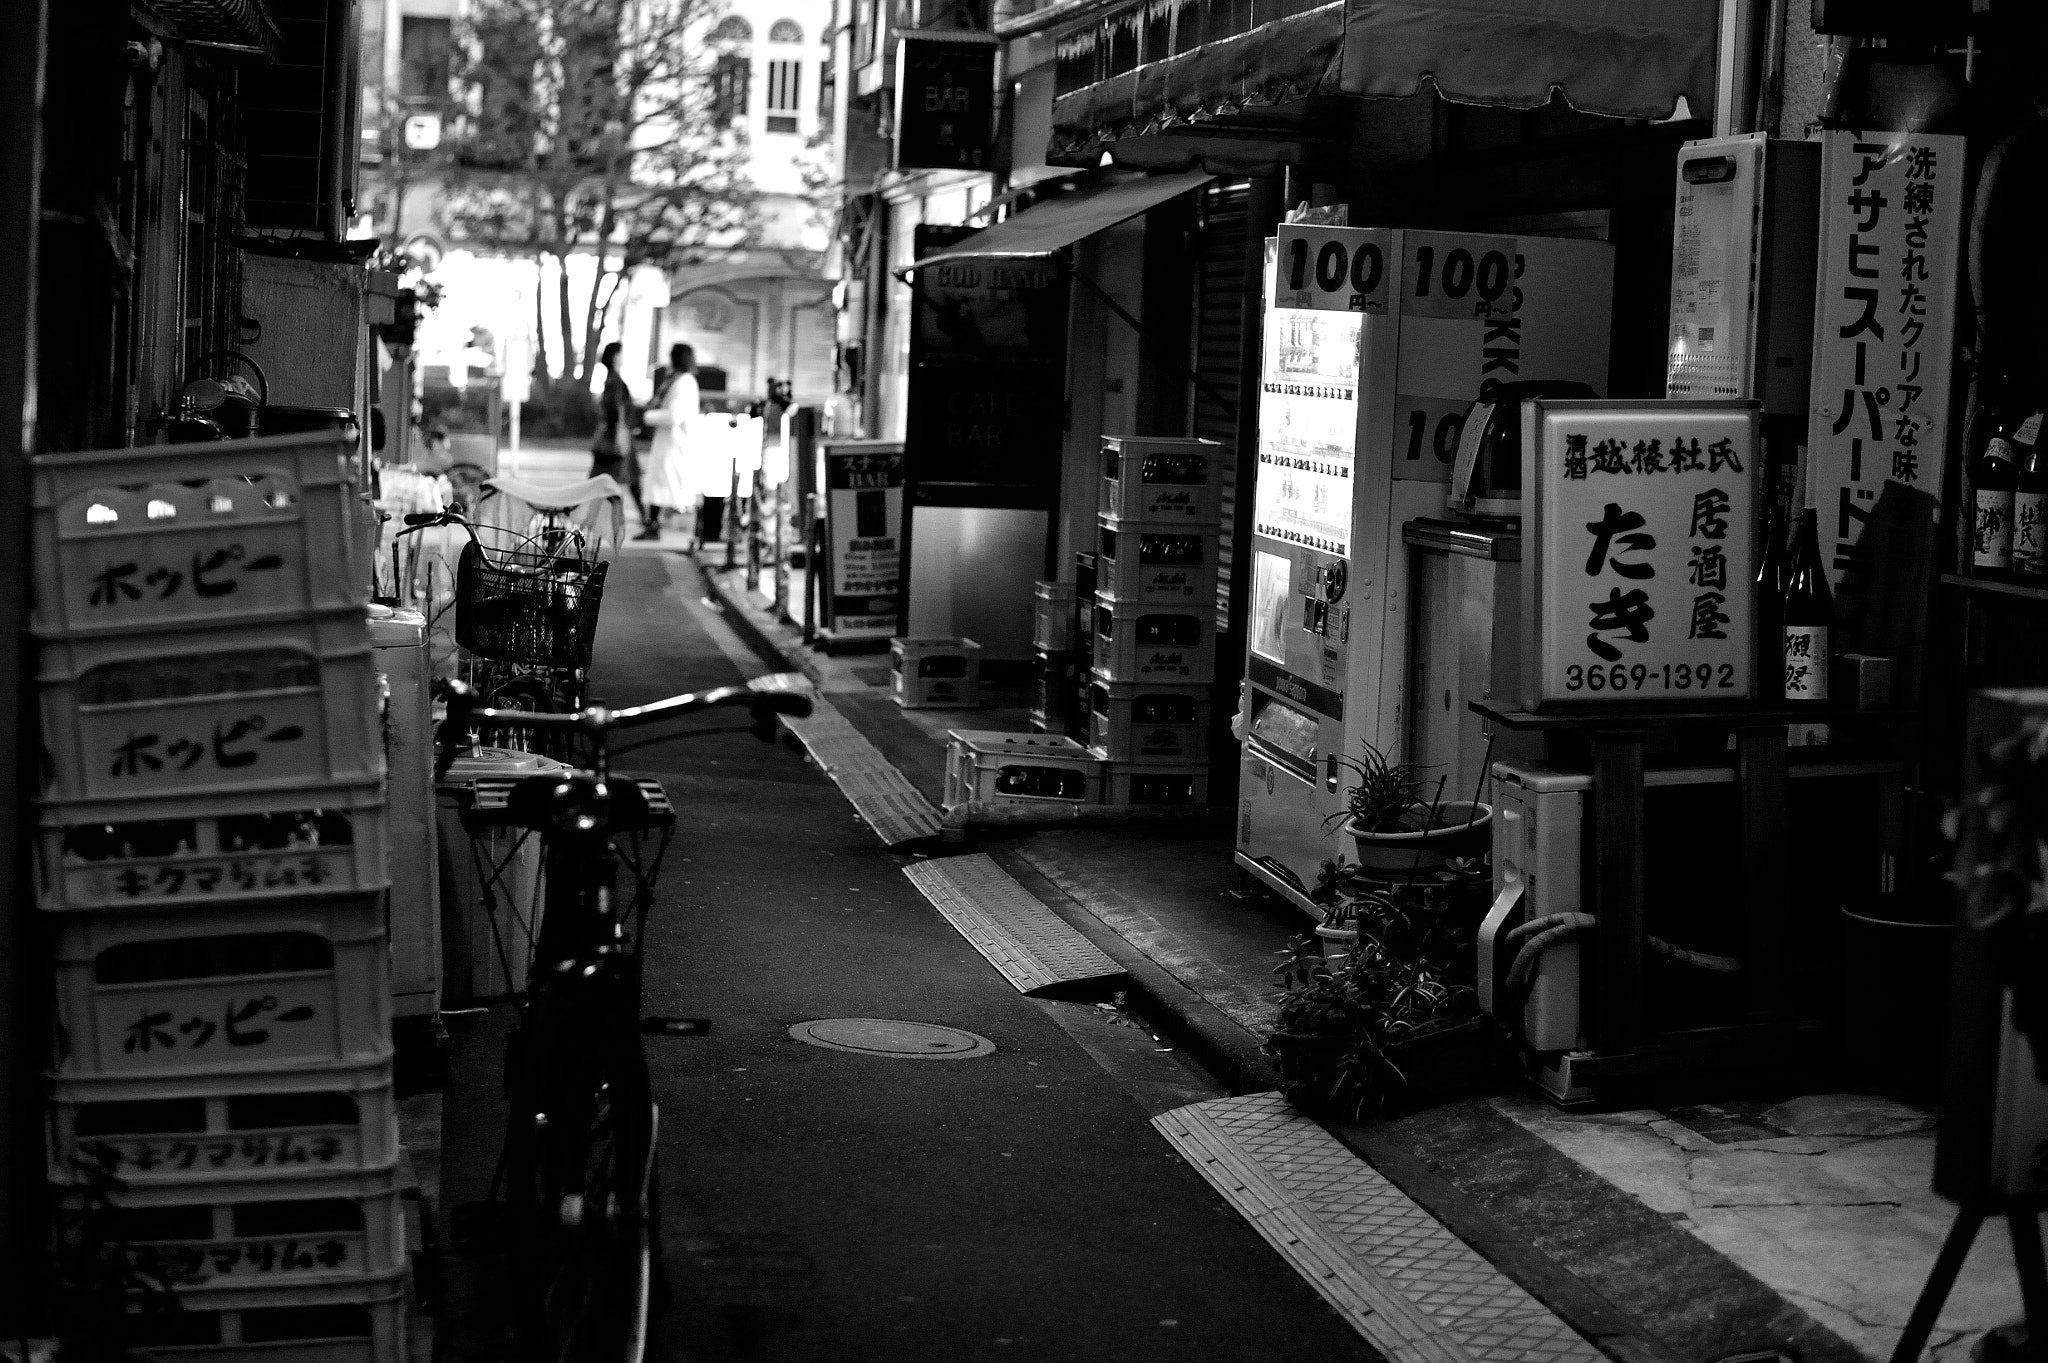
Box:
1522, 400, 1760, 706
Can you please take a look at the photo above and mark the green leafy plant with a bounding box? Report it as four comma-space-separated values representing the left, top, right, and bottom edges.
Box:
1271, 866, 1500, 1117
1321, 740, 1445, 835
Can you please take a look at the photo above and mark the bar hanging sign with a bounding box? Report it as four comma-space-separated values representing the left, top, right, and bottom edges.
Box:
1522, 399, 1761, 708
893, 36, 996, 171
1806, 131, 1963, 599
820, 440, 905, 640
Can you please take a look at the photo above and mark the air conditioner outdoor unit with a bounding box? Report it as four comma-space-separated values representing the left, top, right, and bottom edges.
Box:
1479, 755, 1899, 1061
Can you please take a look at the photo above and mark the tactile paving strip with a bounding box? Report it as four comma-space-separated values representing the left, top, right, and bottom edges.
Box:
780, 700, 944, 846
1153, 1094, 1605, 1363
903, 854, 1126, 995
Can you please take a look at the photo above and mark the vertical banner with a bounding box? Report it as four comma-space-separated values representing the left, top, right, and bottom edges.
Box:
821, 440, 904, 639
1524, 400, 1760, 707
1806, 132, 1964, 669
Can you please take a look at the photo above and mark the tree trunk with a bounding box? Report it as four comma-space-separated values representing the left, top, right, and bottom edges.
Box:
531, 258, 551, 393
554, 248, 576, 388
577, 179, 619, 383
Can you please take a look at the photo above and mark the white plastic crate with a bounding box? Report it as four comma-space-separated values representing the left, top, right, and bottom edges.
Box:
51, 893, 392, 1081
1099, 436, 1223, 524
891, 637, 982, 709
32, 431, 365, 639
47, 1053, 397, 1192
64, 1165, 404, 1289
1091, 598, 1218, 684
944, 730, 1102, 811
1104, 761, 1211, 807
1095, 515, 1220, 605
118, 1268, 406, 1362
37, 778, 388, 912
435, 747, 561, 1005
37, 610, 383, 801
1086, 674, 1213, 763
1031, 580, 1077, 652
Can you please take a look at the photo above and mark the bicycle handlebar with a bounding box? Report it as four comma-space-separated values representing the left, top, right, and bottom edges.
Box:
432, 675, 814, 781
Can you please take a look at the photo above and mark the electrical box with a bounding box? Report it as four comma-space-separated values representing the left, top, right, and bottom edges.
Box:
1666, 133, 1821, 417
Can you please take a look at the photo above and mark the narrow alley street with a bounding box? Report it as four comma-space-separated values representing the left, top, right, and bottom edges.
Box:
436, 460, 1382, 1361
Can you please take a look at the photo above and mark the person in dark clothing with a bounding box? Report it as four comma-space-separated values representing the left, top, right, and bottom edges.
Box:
590, 341, 647, 526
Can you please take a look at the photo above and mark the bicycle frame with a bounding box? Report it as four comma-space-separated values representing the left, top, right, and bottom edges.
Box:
433, 676, 810, 1363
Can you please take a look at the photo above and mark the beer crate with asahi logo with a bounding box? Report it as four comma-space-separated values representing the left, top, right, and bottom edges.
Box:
1092, 600, 1217, 684
1100, 436, 1224, 525
1095, 515, 1220, 606
890, 636, 982, 709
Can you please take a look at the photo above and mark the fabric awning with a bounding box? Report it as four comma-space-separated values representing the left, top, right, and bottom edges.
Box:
1049, 0, 1716, 166
151, 0, 284, 59
899, 170, 1215, 274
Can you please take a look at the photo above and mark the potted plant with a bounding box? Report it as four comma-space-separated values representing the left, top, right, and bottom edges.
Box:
1324, 739, 1492, 871
1265, 936, 1369, 1107
1268, 871, 1506, 1117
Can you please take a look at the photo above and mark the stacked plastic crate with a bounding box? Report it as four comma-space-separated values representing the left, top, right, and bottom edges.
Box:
32, 433, 402, 1361
1089, 436, 1223, 806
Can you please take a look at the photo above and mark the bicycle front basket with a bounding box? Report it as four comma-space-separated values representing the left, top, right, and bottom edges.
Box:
455, 541, 608, 669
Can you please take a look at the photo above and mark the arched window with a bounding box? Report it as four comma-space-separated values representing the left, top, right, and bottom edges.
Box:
709, 15, 753, 42
768, 18, 802, 42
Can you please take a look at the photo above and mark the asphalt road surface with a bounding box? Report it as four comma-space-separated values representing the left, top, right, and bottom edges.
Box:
439, 454, 1380, 1361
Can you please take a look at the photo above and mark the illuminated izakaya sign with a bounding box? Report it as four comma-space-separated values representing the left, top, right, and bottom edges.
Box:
1524, 399, 1761, 706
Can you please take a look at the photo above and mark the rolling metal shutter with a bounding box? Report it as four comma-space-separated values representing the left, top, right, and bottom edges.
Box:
1191, 179, 1249, 628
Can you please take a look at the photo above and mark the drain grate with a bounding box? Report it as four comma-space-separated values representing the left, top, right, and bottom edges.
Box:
903, 854, 1125, 996
1154, 1093, 1605, 1363
780, 699, 943, 846
789, 1018, 994, 1059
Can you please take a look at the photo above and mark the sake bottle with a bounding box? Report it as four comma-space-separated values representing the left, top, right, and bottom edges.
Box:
1782, 507, 1833, 703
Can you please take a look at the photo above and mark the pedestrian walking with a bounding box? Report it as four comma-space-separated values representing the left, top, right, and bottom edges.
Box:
643, 342, 726, 547
590, 341, 649, 530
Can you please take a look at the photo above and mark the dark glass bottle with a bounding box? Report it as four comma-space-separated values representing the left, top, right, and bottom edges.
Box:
1753, 499, 1788, 701
1973, 407, 2023, 573
1781, 507, 1833, 703
2014, 411, 2048, 576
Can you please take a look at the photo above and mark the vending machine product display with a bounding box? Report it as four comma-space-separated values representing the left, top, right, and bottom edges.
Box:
1236, 224, 1614, 909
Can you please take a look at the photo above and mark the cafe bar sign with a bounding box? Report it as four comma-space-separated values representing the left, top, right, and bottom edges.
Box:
893, 33, 996, 171
1522, 399, 1761, 708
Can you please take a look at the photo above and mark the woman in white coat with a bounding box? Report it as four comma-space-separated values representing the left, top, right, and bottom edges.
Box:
639, 342, 701, 542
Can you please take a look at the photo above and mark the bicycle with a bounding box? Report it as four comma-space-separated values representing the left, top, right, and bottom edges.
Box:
398, 506, 611, 752
433, 672, 814, 1363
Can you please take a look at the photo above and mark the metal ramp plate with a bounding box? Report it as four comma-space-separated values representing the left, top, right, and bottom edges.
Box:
1154, 1094, 1604, 1363
903, 854, 1125, 996
781, 700, 943, 846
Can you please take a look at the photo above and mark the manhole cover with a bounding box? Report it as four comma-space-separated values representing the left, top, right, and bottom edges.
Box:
789, 1018, 995, 1059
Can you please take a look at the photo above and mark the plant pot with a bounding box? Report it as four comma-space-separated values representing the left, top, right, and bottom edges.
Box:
1378, 1016, 1502, 1097
1266, 1030, 1352, 1101
1343, 801, 1492, 871
1839, 896, 1951, 1098
1314, 924, 1357, 970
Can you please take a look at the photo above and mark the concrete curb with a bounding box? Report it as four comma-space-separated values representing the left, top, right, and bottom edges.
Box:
981, 847, 1283, 1097
689, 556, 823, 685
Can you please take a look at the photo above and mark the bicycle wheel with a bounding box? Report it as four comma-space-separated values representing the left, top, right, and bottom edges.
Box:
509, 956, 655, 1363
506, 852, 657, 1363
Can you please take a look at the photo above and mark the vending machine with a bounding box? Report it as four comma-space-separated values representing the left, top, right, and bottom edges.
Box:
1235, 224, 1614, 909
